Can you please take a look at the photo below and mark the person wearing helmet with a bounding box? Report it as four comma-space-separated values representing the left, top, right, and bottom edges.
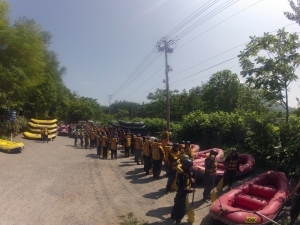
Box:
134, 134, 143, 165
160, 127, 170, 147
101, 133, 109, 159
203, 149, 218, 201
184, 141, 194, 161
179, 141, 185, 154
222, 148, 240, 191
151, 140, 165, 180
124, 131, 131, 158
171, 158, 195, 224
165, 143, 180, 194
142, 136, 153, 175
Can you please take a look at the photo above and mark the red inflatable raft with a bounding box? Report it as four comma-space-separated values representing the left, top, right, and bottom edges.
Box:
193, 148, 224, 175
209, 171, 289, 225
193, 153, 255, 178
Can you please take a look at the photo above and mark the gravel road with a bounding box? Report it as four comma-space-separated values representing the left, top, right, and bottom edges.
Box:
0, 135, 215, 225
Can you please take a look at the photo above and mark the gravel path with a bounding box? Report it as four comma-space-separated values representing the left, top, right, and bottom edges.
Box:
0, 135, 214, 225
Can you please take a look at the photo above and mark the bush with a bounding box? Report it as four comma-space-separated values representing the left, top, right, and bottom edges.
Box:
0, 116, 28, 138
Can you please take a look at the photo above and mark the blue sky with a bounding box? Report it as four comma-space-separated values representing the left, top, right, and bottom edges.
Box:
6, 0, 300, 107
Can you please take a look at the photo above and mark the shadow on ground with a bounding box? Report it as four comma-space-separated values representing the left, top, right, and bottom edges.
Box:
143, 188, 166, 200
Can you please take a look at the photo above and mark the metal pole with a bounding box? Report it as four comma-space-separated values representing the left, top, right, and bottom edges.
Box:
164, 40, 170, 131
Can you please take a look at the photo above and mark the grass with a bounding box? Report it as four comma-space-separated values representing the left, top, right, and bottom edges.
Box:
119, 212, 149, 225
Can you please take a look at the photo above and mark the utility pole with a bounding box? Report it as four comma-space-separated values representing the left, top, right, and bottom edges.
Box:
157, 39, 173, 131
108, 95, 112, 114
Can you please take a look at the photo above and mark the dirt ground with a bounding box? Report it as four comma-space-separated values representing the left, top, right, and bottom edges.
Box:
0, 135, 297, 225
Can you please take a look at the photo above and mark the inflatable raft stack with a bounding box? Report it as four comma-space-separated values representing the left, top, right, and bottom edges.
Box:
23, 118, 58, 140
0, 139, 24, 153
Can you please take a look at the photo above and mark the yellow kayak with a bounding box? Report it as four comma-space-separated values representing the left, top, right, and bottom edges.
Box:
27, 126, 57, 134
0, 139, 24, 153
30, 118, 58, 124
23, 132, 57, 140
27, 122, 57, 129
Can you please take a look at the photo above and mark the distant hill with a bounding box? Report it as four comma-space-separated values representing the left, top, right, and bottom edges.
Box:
270, 105, 296, 112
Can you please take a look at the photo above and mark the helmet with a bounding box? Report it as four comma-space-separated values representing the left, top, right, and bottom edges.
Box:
180, 154, 189, 161
181, 159, 193, 169
180, 141, 185, 144
209, 149, 218, 156
185, 141, 191, 145
137, 134, 141, 137
154, 138, 159, 142
231, 147, 237, 153
172, 143, 179, 151
173, 143, 179, 148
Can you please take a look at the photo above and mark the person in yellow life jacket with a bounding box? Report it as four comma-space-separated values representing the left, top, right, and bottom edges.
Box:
124, 132, 131, 157
222, 148, 240, 191
134, 134, 143, 165
131, 133, 135, 156
84, 130, 89, 149
96, 132, 102, 157
151, 139, 165, 180
143, 136, 152, 175
165, 143, 180, 194
164, 144, 173, 175
160, 127, 170, 147
171, 159, 195, 224
184, 141, 194, 161
110, 135, 118, 159
90, 129, 96, 149
179, 141, 185, 155
101, 133, 109, 159
203, 149, 218, 201
42, 127, 48, 143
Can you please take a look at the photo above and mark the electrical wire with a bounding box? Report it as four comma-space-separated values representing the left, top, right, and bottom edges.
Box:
171, 0, 240, 42
110, 46, 157, 96
129, 22, 298, 103
177, 0, 265, 49
111, 53, 162, 97
120, 65, 165, 100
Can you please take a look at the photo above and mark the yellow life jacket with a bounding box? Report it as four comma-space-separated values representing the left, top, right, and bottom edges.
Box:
143, 139, 152, 156
161, 131, 169, 140
205, 157, 217, 175
176, 164, 191, 190
102, 136, 108, 147
125, 135, 131, 147
164, 145, 172, 162
44, 128, 48, 135
151, 143, 164, 160
227, 156, 239, 171
90, 131, 95, 140
110, 137, 117, 150
169, 152, 179, 170
134, 137, 142, 150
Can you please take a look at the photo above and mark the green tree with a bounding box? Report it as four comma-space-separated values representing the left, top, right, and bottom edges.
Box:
284, 0, 300, 25
115, 109, 129, 120
201, 70, 241, 113
239, 29, 300, 122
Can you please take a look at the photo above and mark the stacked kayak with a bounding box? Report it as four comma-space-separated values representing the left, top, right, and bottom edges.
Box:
0, 139, 24, 153
23, 118, 57, 140
209, 171, 288, 225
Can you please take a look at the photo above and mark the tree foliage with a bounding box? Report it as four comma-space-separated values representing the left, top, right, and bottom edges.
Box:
284, 0, 300, 25
239, 29, 300, 122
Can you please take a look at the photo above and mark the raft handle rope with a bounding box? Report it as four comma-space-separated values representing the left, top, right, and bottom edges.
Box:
254, 211, 281, 225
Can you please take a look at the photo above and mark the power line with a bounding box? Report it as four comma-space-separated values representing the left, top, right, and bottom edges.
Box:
177, 0, 264, 49
171, 0, 240, 42
110, 46, 157, 96
111, 53, 162, 97
121, 65, 165, 100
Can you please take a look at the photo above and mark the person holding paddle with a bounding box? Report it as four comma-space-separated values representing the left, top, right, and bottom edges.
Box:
171, 158, 195, 225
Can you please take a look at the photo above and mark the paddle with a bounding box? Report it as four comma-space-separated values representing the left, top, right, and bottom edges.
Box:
217, 177, 224, 191
211, 176, 217, 204
187, 176, 196, 223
